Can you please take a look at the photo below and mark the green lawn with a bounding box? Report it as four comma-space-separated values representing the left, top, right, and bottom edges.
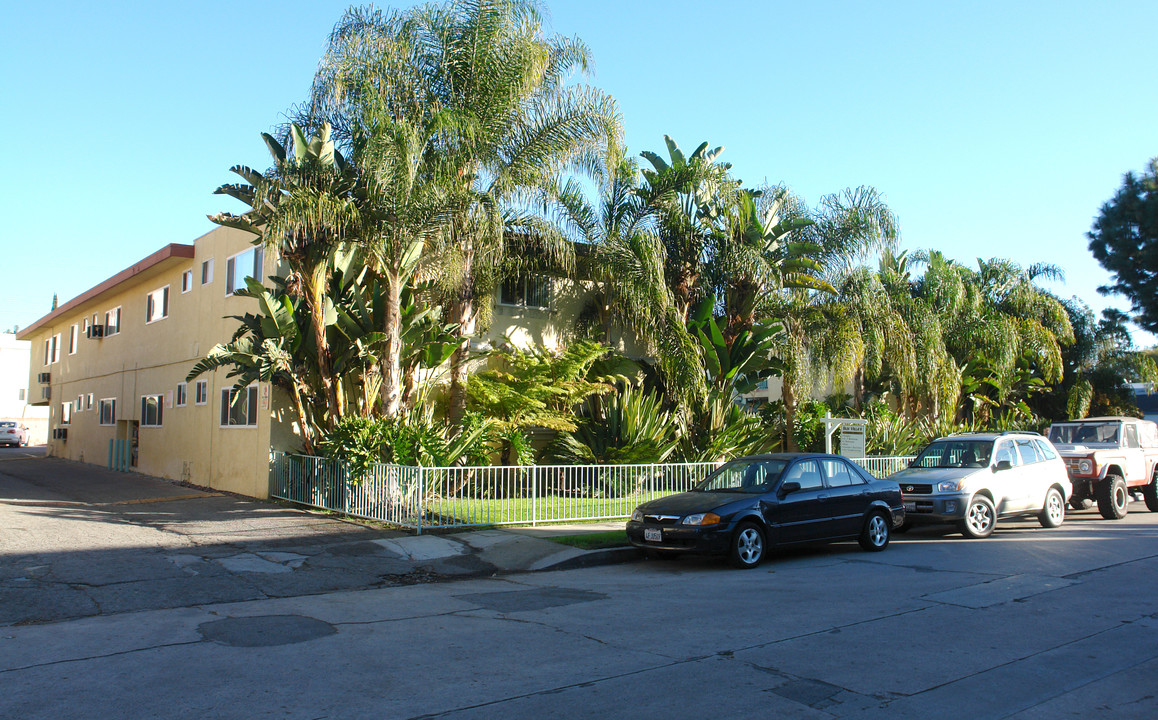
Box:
426, 493, 655, 527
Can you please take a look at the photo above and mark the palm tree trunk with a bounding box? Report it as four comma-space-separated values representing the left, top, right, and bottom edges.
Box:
783, 377, 799, 452
380, 271, 404, 418
308, 276, 343, 427
289, 381, 316, 456
448, 287, 477, 427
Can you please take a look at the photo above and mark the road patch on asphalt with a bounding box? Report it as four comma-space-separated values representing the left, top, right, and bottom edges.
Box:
198, 614, 336, 647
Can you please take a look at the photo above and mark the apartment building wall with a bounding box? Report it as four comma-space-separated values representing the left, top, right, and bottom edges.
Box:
18, 227, 277, 498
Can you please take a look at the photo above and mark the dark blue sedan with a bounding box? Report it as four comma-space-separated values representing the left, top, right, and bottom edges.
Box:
626, 453, 906, 568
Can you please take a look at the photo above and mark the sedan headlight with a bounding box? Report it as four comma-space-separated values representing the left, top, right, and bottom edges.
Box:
630, 508, 644, 522
682, 512, 722, 526
938, 480, 965, 492
1078, 459, 1093, 474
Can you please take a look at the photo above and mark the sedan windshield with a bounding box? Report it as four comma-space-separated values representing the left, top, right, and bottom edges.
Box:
694, 459, 787, 493
912, 440, 992, 469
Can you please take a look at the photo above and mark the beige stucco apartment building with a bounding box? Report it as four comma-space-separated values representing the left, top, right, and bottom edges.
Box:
18, 226, 609, 499
17, 227, 298, 498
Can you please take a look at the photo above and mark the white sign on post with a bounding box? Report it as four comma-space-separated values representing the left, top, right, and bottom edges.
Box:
839, 423, 866, 458
820, 412, 868, 458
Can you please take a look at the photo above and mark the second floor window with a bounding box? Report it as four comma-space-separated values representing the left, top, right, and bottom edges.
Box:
181, 270, 194, 293
105, 307, 121, 336
226, 248, 263, 296
146, 286, 169, 323
500, 275, 551, 309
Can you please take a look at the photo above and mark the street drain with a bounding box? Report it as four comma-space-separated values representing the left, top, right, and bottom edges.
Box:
198, 615, 337, 647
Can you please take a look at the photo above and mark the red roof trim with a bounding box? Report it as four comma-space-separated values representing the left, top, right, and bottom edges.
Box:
16, 244, 196, 339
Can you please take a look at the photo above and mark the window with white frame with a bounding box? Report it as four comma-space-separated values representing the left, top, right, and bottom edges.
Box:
145, 286, 169, 324
201, 258, 214, 285
99, 398, 116, 426
181, 270, 194, 293
499, 275, 551, 309
225, 248, 263, 296
220, 385, 258, 427
69, 324, 78, 355
105, 307, 121, 336
140, 394, 163, 427
48, 333, 60, 364
61, 401, 72, 426
176, 382, 187, 407
195, 379, 208, 405
86, 393, 93, 410
76, 394, 83, 411
43, 338, 50, 364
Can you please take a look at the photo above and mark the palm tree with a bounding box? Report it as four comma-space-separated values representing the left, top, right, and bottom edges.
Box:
391, 0, 623, 423
307, 7, 470, 418
549, 147, 705, 408
210, 123, 358, 427
762, 187, 900, 449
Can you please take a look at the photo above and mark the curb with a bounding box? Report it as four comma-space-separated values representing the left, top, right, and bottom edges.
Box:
535, 546, 640, 572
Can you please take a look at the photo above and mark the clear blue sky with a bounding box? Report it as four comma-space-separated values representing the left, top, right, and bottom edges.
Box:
4, 0, 1156, 346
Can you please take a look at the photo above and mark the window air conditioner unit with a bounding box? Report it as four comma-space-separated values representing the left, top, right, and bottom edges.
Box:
37, 372, 51, 384
87, 325, 105, 339
52, 428, 68, 440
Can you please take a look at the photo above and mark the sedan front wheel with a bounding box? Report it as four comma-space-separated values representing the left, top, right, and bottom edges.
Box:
959, 495, 996, 539
729, 521, 766, 569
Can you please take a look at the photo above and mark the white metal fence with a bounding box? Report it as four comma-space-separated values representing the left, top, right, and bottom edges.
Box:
269, 453, 915, 533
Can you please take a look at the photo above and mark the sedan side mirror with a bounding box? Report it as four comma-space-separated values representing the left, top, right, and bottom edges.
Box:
778, 481, 801, 497
994, 460, 1012, 472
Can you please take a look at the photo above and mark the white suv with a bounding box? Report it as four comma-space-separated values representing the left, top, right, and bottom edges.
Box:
889, 432, 1072, 538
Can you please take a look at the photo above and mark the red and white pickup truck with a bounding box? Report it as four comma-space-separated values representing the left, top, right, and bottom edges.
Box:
1046, 416, 1158, 519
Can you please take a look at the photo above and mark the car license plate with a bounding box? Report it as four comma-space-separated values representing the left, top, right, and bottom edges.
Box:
644, 528, 662, 543
903, 501, 916, 511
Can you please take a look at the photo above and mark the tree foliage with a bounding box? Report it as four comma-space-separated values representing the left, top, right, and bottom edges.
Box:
1088, 158, 1158, 333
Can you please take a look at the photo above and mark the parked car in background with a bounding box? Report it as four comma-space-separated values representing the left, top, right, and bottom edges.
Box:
0, 421, 29, 447
890, 432, 1071, 538
626, 453, 905, 569
1047, 417, 1158, 518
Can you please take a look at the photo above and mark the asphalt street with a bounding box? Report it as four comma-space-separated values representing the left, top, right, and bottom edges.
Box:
2, 454, 1157, 719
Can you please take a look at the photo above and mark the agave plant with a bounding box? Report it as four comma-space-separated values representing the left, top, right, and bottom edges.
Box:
545, 386, 679, 466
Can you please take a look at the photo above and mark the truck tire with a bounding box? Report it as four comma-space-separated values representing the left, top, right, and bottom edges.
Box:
1143, 470, 1158, 513
1096, 474, 1129, 520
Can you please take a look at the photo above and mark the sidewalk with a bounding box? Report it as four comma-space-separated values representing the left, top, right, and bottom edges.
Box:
379, 521, 635, 574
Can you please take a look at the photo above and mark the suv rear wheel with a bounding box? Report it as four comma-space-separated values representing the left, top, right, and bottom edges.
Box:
1097, 474, 1129, 520
960, 495, 996, 538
